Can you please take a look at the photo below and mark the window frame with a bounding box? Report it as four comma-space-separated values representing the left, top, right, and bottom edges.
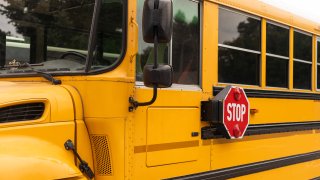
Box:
265, 21, 290, 89
219, 6, 261, 21
217, 6, 262, 86
293, 29, 313, 90
199, 0, 203, 88
316, 37, 320, 91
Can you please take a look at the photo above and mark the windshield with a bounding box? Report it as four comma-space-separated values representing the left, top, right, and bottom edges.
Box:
0, 0, 124, 75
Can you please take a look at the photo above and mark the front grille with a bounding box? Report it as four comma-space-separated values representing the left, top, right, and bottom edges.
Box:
0, 103, 45, 123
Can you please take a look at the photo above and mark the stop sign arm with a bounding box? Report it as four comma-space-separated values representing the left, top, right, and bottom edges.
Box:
201, 100, 219, 122
201, 86, 250, 139
201, 86, 233, 122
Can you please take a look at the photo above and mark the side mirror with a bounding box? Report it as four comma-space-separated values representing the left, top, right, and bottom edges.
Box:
142, 0, 173, 88
129, 0, 173, 110
143, 64, 173, 88
142, 0, 173, 43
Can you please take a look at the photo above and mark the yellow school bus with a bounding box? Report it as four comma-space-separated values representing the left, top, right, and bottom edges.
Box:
1, 0, 320, 179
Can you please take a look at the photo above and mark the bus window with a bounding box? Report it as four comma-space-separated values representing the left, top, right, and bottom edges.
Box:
293, 31, 312, 90
6, 35, 32, 64
136, 0, 200, 85
0, 0, 124, 74
266, 22, 289, 88
218, 8, 261, 85
317, 38, 320, 89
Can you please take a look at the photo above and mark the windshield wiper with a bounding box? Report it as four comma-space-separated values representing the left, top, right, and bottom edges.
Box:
4, 62, 62, 85
32, 70, 62, 85
85, 0, 102, 73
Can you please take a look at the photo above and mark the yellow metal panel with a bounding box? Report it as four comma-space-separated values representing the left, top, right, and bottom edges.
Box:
134, 144, 211, 179
128, 0, 138, 79
0, 122, 78, 179
203, 1, 218, 92
146, 108, 200, 166
147, 108, 200, 144
133, 88, 202, 152
61, 85, 84, 121
249, 98, 320, 124
289, 27, 294, 90
231, 159, 320, 180
313, 35, 317, 91
211, 130, 320, 170
261, 19, 266, 88
0, 82, 74, 123
66, 81, 130, 118
133, 87, 210, 179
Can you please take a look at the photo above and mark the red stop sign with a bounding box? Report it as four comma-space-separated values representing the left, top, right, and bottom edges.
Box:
215, 86, 250, 139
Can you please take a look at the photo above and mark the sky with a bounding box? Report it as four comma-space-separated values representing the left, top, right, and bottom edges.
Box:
260, 0, 320, 23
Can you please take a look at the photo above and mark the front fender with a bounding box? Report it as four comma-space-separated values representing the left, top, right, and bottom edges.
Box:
0, 135, 83, 179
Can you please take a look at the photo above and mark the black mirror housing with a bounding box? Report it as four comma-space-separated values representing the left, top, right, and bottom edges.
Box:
142, 0, 173, 43
129, 0, 173, 109
143, 65, 173, 88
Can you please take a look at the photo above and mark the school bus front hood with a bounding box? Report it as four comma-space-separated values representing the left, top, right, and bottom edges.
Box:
0, 81, 77, 123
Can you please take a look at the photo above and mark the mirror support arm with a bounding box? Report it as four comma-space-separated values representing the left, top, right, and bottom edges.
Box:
129, 85, 158, 111
153, 27, 158, 69
129, 30, 159, 112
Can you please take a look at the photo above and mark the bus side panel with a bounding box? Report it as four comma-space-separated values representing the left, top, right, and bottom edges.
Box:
65, 80, 131, 180
231, 159, 320, 180
146, 107, 200, 166
133, 88, 211, 179
211, 130, 320, 171
250, 98, 320, 124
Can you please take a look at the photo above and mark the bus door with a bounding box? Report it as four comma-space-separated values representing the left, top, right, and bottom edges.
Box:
134, 0, 209, 174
